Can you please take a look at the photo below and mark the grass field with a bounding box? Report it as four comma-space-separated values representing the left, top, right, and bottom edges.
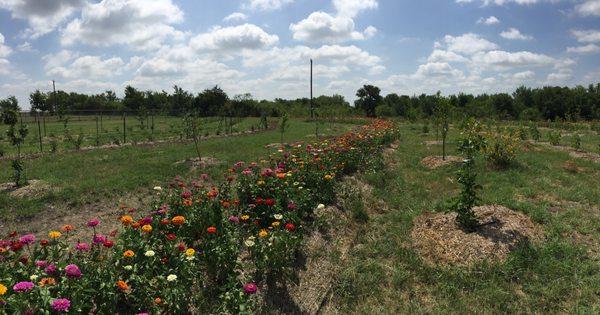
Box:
0, 114, 261, 156
328, 122, 599, 313
0, 118, 359, 233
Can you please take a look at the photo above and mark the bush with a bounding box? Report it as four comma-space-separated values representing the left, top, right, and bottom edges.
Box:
481, 128, 521, 168
548, 130, 561, 145
571, 134, 582, 151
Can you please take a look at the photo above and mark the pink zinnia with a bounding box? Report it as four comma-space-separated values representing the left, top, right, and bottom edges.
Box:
45, 264, 57, 275
65, 264, 82, 278
13, 281, 34, 292
242, 168, 253, 175
261, 168, 274, 177
51, 298, 71, 313
75, 242, 90, 251
228, 216, 239, 223
200, 173, 209, 180
180, 191, 192, 199
35, 260, 48, 268
87, 219, 100, 227
243, 283, 258, 294
92, 234, 106, 245
19, 234, 36, 245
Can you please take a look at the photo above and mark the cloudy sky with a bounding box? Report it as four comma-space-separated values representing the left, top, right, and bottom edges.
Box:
0, 0, 599, 108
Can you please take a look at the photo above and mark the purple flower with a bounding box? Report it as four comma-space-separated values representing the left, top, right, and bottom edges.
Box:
13, 281, 34, 292
243, 282, 257, 294
92, 234, 106, 245
75, 242, 90, 251
51, 298, 71, 313
19, 234, 36, 245
35, 260, 48, 268
65, 264, 82, 278
228, 216, 239, 223
140, 217, 153, 225
87, 219, 100, 227
45, 264, 57, 275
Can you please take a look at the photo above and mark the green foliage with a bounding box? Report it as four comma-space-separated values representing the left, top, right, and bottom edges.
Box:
548, 130, 561, 145
355, 85, 383, 117
571, 134, 582, 151
421, 121, 429, 134
482, 128, 521, 168
452, 119, 483, 231
278, 112, 289, 144
529, 123, 541, 141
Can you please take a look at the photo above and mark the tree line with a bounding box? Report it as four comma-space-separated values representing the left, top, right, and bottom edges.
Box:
2, 82, 599, 121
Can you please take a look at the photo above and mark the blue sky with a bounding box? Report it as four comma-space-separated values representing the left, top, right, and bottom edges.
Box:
0, 0, 599, 108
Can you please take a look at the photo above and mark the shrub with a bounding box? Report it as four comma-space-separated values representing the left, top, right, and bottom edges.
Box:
548, 130, 561, 145
571, 134, 581, 151
481, 128, 521, 168
529, 123, 541, 141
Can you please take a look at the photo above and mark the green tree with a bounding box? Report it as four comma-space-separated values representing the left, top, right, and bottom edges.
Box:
355, 85, 382, 117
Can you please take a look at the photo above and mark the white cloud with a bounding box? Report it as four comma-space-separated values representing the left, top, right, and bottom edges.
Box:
427, 49, 469, 63
223, 12, 248, 23
0, 0, 85, 38
290, 11, 374, 42
472, 50, 554, 70
457, 0, 546, 5
0, 33, 12, 58
575, 0, 600, 17
414, 62, 464, 79
571, 29, 600, 43
61, 0, 185, 51
42, 50, 77, 70
243, 0, 293, 11
567, 44, 600, 54
477, 16, 500, 25
500, 28, 533, 40
190, 24, 278, 51
513, 70, 535, 80
441, 33, 498, 55
16, 41, 33, 52
46, 55, 125, 80
332, 0, 378, 18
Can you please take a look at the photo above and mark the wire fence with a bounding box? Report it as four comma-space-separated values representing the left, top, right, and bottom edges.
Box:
0, 110, 265, 158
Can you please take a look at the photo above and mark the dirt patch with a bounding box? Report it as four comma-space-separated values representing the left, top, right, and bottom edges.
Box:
382, 140, 399, 168
420, 155, 463, 170
562, 160, 587, 173
410, 205, 544, 267
0, 180, 55, 198
174, 156, 223, 171
423, 140, 442, 146
264, 143, 286, 149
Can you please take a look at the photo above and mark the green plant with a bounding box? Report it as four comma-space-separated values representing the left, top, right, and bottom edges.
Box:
422, 121, 429, 134
548, 130, 561, 145
482, 128, 521, 168
529, 123, 541, 141
452, 119, 483, 232
3, 109, 28, 187
279, 112, 289, 144
571, 134, 581, 151
49, 135, 58, 153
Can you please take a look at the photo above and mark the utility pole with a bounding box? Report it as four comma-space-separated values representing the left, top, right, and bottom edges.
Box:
310, 59, 314, 119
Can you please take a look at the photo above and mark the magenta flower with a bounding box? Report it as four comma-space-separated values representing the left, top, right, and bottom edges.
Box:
243, 282, 258, 294
92, 234, 106, 245
45, 264, 57, 275
180, 191, 192, 199
261, 168, 274, 177
65, 264, 82, 278
228, 216, 239, 223
288, 202, 296, 210
19, 234, 36, 245
51, 298, 71, 313
242, 168, 253, 175
13, 281, 34, 292
35, 260, 48, 268
75, 242, 90, 251
87, 219, 100, 227
200, 173, 209, 180
140, 217, 153, 225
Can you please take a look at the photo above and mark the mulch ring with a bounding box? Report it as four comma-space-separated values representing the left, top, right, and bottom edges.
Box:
420, 155, 463, 170
410, 205, 544, 267
174, 156, 223, 171
0, 180, 56, 199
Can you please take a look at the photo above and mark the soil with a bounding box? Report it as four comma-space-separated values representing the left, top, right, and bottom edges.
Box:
420, 155, 463, 170
174, 156, 223, 171
0, 180, 55, 199
410, 205, 544, 267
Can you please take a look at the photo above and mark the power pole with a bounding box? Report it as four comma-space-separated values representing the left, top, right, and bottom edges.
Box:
310, 59, 314, 119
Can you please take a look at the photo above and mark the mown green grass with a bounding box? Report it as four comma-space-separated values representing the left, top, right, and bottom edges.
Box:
0, 116, 262, 156
331, 122, 599, 314
0, 119, 357, 224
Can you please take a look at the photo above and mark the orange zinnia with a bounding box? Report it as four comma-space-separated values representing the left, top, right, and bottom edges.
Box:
120, 215, 133, 225
116, 280, 129, 291
207, 226, 217, 234
60, 225, 74, 232
172, 216, 185, 225
123, 250, 135, 258
38, 277, 56, 288
182, 199, 193, 206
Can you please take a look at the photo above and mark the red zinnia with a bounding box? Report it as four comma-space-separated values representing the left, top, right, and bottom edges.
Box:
285, 223, 296, 232
166, 233, 177, 241
265, 198, 275, 206
207, 226, 217, 234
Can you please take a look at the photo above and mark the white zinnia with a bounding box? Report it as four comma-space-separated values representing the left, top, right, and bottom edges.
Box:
29, 275, 38, 281
274, 214, 283, 220
167, 274, 177, 282
145, 250, 155, 257
245, 239, 255, 247
317, 204, 325, 210
153, 186, 163, 191
124, 265, 133, 270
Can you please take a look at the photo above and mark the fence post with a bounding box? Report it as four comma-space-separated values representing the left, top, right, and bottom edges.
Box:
95, 116, 100, 146
42, 113, 47, 137
123, 112, 127, 144
100, 113, 103, 131
36, 112, 43, 153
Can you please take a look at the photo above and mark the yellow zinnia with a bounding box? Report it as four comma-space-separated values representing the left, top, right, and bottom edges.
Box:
0, 283, 6, 295
185, 248, 195, 257
258, 229, 268, 238
48, 231, 61, 239
141, 225, 152, 233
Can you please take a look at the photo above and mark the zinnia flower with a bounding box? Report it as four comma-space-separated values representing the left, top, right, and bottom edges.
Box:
75, 242, 90, 252
48, 231, 61, 239
120, 215, 133, 225
243, 283, 258, 294
144, 250, 155, 257
0, 284, 6, 295
87, 219, 100, 227
60, 224, 74, 232
45, 264, 57, 275
51, 298, 71, 313
258, 229, 268, 238
317, 204, 325, 210
185, 248, 195, 257
285, 223, 296, 232
124, 250, 135, 258
65, 264, 82, 278
141, 225, 153, 233
19, 234, 35, 245
13, 281, 34, 292
172, 216, 185, 225
116, 280, 129, 291
207, 226, 217, 234
166, 274, 177, 282
274, 214, 283, 220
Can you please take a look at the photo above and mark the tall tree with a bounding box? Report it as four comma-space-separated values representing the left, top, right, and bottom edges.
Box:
355, 85, 382, 117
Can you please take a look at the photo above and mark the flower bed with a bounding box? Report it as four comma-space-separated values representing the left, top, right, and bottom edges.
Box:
0, 120, 398, 314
